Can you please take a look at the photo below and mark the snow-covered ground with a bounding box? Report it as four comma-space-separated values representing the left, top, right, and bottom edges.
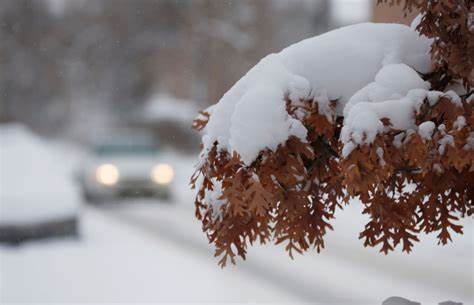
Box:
103, 199, 473, 304
0, 135, 472, 304
2, 201, 471, 304
0, 207, 298, 303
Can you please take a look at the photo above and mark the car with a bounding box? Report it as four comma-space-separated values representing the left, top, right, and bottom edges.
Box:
0, 124, 79, 244
78, 135, 174, 203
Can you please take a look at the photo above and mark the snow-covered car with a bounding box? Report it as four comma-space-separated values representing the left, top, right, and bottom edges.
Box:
78, 136, 174, 203
0, 124, 80, 244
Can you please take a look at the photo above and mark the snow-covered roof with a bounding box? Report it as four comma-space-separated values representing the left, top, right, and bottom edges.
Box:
141, 94, 199, 125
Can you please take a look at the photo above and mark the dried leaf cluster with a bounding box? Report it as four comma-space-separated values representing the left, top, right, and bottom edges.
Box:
191, 0, 473, 267
192, 92, 473, 267
341, 93, 473, 253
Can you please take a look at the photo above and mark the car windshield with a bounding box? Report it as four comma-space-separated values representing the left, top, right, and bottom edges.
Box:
94, 143, 158, 156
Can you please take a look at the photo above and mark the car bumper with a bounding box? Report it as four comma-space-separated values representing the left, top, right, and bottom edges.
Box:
117, 185, 170, 198
83, 180, 171, 200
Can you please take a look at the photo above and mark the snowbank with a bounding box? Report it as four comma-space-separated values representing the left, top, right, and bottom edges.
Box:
0, 124, 80, 225
202, 23, 432, 164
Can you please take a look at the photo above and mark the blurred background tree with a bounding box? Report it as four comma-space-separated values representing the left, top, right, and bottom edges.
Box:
1, 0, 340, 141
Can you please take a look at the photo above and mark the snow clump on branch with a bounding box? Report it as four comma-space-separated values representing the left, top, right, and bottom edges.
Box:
203, 23, 432, 165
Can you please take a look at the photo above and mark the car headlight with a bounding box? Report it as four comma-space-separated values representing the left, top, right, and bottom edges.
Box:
151, 163, 174, 185
96, 164, 119, 186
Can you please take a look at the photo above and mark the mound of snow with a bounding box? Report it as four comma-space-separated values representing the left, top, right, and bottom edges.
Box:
227, 72, 308, 164
341, 77, 463, 157
0, 124, 80, 225
202, 23, 432, 165
418, 121, 436, 140
343, 64, 430, 117
341, 89, 433, 158
340, 64, 433, 157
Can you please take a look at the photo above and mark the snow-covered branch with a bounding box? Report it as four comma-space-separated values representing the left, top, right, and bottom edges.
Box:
191, 1, 473, 267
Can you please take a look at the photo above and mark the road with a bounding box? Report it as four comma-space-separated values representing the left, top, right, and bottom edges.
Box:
96, 197, 474, 304
98, 201, 352, 303
1, 195, 471, 304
